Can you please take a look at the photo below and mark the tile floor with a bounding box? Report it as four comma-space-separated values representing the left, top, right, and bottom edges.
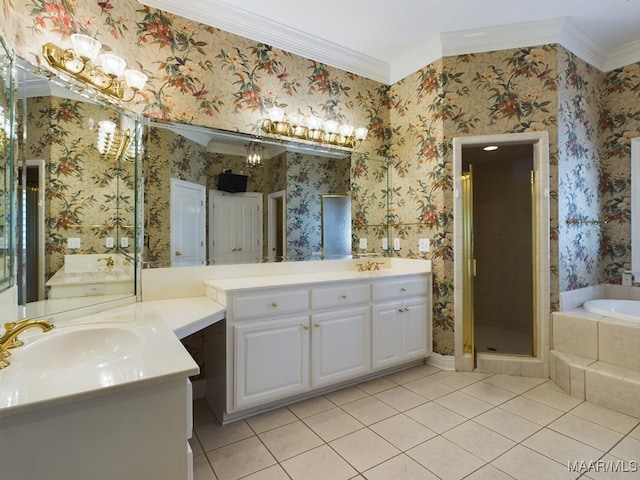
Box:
190, 364, 640, 480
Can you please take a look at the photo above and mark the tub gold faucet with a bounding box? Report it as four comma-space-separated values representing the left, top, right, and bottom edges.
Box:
0, 318, 55, 369
98, 256, 115, 270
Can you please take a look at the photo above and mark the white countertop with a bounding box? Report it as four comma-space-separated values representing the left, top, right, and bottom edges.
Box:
205, 267, 429, 293
0, 296, 225, 418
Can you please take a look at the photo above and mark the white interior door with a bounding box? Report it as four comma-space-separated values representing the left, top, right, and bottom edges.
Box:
170, 178, 206, 267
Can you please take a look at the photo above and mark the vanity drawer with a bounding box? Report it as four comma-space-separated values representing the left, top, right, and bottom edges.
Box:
231, 289, 309, 320
311, 283, 371, 309
372, 276, 428, 301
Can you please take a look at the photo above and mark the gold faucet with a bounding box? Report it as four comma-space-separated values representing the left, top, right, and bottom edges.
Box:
98, 256, 115, 270
356, 260, 382, 272
0, 319, 55, 369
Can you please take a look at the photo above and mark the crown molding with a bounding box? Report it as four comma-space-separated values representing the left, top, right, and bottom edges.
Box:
140, 0, 639, 85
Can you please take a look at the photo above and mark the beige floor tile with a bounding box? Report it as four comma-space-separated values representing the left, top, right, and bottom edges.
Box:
405, 401, 467, 434
340, 395, 397, 425
288, 395, 335, 419
464, 464, 516, 480
483, 374, 547, 394
630, 424, 640, 440
207, 436, 276, 480
523, 428, 603, 465
462, 380, 518, 406
404, 376, 454, 399
303, 407, 364, 442
370, 414, 437, 451
434, 390, 494, 418
324, 386, 369, 406
549, 414, 624, 452
500, 395, 565, 425
259, 420, 324, 461
329, 428, 400, 472
407, 436, 485, 480
242, 465, 290, 480
583, 454, 640, 479
195, 419, 254, 451
356, 376, 397, 395
571, 402, 640, 434
461, 371, 494, 381
281, 445, 357, 480
363, 453, 440, 480
429, 370, 481, 389
522, 383, 583, 412
610, 436, 640, 461
374, 386, 428, 411
443, 420, 516, 462
474, 407, 541, 442
491, 445, 576, 480
190, 436, 204, 456
385, 367, 424, 385
408, 363, 442, 377
245, 407, 298, 434
193, 454, 216, 480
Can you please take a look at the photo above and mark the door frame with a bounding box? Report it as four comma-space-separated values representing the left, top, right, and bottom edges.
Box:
453, 132, 550, 375
267, 190, 286, 261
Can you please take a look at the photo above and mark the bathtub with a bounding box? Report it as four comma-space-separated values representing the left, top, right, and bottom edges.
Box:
583, 299, 640, 324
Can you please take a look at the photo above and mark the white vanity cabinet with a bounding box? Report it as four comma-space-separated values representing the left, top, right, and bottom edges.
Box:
372, 276, 432, 370
207, 269, 432, 422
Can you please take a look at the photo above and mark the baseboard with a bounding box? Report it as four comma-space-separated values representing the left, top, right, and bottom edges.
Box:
426, 352, 456, 371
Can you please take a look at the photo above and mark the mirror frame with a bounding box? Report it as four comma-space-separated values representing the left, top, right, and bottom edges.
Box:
0, 36, 14, 294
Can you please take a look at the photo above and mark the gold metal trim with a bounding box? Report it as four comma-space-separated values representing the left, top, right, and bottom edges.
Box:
461, 168, 475, 360
531, 170, 538, 357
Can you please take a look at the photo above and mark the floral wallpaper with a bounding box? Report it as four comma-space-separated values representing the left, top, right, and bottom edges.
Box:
2, 0, 640, 359
21, 96, 135, 284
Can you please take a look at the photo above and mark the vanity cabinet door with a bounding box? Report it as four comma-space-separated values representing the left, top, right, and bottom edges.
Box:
372, 297, 429, 369
234, 315, 310, 409
371, 301, 403, 369
311, 305, 371, 387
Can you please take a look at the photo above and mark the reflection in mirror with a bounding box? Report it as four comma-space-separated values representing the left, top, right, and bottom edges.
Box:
0, 37, 13, 294
321, 194, 352, 260
14, 61, 139, 318
144, 121, 390, 267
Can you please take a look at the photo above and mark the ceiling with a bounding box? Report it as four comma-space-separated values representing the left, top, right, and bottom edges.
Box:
140, 0, 640, 84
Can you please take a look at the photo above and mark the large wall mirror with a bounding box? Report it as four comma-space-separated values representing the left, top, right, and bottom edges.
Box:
13, 59, 140, 319
0, 37, 13, 294
143, 120, 390, 268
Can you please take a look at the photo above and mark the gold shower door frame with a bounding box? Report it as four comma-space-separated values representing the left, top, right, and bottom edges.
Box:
461, 165, 538, 363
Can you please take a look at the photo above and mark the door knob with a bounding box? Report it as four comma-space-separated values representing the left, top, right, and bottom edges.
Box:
175, 251, 182, 256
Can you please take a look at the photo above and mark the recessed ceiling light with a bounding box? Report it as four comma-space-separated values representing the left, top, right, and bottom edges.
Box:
483, 145, 498, 151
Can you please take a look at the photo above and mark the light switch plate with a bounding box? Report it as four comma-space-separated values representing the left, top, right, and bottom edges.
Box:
381, 238, 388, 250
120, 237, 129, 248
419, 238, 430, 252
67, 237, 80, 249
105, 237, 115, 248
393, 238, 400, 250
359, 238, 367, 250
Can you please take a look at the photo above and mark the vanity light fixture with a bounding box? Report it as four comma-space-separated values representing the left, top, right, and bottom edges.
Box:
246, 141, 264, 168
42, 34, 148, 102
97, 120, 132, 163
261, 107, 368, 149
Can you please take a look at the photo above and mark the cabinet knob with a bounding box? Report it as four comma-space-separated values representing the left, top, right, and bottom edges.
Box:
400, 287, 407, 292
314, 323, 321, 328
302, 324, 310, 330
339, 294, 347, 299
175, 251, 182, 256
271, 302, 278, 308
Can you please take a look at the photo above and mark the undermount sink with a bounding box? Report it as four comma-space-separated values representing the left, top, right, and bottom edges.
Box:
16, 322, 154, 369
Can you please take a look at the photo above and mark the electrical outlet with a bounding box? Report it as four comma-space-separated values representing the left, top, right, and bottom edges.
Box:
419, 238, 430, 252
120, 237, 129, 248
359, 238, 367, 250
67, 237, 81, 249
393, 238, 401, 250
105, 237, 115, 248
381, 238, 388, 250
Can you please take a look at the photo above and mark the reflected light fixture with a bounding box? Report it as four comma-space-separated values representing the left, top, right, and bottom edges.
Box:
42, 34, 148, 102
261, 107, 368, 149
246, 141, 264, 168
483, 145, 499, 151
97, 120, 132, 162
